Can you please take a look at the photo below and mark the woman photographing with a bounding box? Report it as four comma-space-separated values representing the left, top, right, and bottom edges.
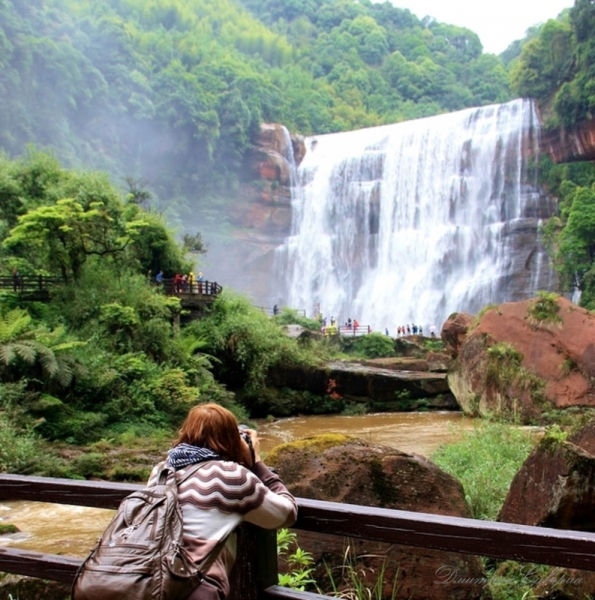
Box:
148, 403, 297, 600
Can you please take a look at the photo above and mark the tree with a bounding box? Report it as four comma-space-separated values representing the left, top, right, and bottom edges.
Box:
3, 197, 147, 281
557, 184, 595, 298
510, 19, 573, 106
182, 232, 207, 255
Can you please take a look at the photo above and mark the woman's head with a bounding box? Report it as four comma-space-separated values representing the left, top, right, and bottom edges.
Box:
176, 403, 243, 463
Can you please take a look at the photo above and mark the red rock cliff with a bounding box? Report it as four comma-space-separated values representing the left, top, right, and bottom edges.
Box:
540, 118, 595, 163
204, 124, 305, 305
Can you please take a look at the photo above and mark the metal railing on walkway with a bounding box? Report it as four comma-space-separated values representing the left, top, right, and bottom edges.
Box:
159, 278, 222, 297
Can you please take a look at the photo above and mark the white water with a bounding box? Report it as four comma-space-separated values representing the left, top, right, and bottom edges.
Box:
276, 99, 555, 331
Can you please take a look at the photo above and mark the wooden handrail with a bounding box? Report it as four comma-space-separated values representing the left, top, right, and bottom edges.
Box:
2, 474, 595, 599
0, 275, 60, 293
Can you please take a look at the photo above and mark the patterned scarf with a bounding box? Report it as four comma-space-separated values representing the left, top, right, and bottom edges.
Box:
167, 443, 221, 470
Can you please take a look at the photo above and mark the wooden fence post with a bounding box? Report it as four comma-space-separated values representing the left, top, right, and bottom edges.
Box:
229, 524, 278, 600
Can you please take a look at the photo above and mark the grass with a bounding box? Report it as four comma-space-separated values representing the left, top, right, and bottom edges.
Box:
431, 420, 537, 520
526, 292, 563, 326
323, 542, 400, 600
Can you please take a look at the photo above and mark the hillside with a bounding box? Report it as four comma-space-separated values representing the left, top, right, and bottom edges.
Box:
0, 0, 511, 231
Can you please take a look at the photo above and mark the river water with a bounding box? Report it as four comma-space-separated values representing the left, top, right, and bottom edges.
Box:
0, 411, 474, 557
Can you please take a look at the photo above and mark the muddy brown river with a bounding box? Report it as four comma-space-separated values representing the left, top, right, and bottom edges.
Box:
1, 411, 474, 557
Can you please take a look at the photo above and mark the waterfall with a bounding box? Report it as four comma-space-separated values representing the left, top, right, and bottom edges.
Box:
280, 125, 298, 188
275, 99, 556, 331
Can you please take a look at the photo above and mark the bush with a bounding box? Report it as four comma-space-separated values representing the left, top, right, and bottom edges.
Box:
275, 308, 322, 332
344, 332, 395, 358
188, 290, 313, 393
527, 291, 562, 325
0, 412, 41, 473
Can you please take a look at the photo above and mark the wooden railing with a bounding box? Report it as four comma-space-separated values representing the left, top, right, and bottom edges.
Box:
2, 474, 595, 600
0, 275, 60, 298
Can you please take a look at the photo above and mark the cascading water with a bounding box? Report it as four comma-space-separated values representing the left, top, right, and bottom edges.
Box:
275, 99, 556, 331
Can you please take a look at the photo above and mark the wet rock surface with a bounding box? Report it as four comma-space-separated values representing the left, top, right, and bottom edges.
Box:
268, 360, 456, 411
540, 117, 595, 163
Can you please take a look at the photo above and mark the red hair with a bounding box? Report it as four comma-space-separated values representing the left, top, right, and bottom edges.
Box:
176, 403, 244, 464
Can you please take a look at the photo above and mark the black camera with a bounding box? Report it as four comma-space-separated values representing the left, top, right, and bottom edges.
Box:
238, 424, 252, 445
239, 425, 255, 464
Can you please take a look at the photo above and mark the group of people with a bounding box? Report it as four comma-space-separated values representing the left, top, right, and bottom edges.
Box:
395, 324, 423, 336
320, 315, 368, 336
155, 270, 205, 293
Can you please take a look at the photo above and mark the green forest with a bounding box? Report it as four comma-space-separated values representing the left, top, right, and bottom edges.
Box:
0, 0, 594, 478
0, 0, 518, 230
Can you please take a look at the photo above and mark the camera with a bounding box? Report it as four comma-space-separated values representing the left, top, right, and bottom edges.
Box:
238, 424, 253, 447
239, 425, 255, 464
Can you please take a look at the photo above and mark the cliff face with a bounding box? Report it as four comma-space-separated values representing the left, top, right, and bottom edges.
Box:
204, 124, 305, 307
540, 117, 595, 163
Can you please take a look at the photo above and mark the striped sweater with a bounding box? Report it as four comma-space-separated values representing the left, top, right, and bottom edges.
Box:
148, 460, 297, 599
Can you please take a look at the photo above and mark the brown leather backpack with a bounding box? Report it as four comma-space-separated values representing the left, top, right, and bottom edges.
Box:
72, 462, 227, 600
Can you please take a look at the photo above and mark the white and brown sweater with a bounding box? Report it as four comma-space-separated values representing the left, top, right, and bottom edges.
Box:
148, 460, 297, 599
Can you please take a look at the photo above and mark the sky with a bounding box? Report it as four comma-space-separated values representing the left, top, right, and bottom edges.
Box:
390, 0, 575, 54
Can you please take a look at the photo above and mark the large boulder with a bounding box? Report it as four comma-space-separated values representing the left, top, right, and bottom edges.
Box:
499, 430, 595, 530
448, 296, 595, 421
498, 420, 595, 598
268, 435, 490, 600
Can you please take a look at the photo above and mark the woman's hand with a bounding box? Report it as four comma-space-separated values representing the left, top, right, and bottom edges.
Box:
239, 428, 261, 468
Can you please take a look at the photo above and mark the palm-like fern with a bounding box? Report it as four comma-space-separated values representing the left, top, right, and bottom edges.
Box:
0, 309, 85, 386
176, 333, 217, 386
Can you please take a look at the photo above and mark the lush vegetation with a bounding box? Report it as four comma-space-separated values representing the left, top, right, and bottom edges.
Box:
510, 0, 595, 127
0, 150, 319, 475
0, 150, 449, 476
1, 0, 594, 311
507, 1, 595, 310
432, 420, 537, 521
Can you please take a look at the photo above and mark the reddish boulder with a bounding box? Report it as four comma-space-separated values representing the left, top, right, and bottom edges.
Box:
498, 421, 595, 598
441, 312, 474, 358
498, 433, 595, 530
448, 297, 595, 421
268, 435, 490, 600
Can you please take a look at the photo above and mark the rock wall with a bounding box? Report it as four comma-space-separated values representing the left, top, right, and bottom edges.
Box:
203, 124, 305, 307
540, 117, 595, 163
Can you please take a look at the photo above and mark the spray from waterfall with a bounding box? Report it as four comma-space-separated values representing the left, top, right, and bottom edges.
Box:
275, 99, 556, 331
